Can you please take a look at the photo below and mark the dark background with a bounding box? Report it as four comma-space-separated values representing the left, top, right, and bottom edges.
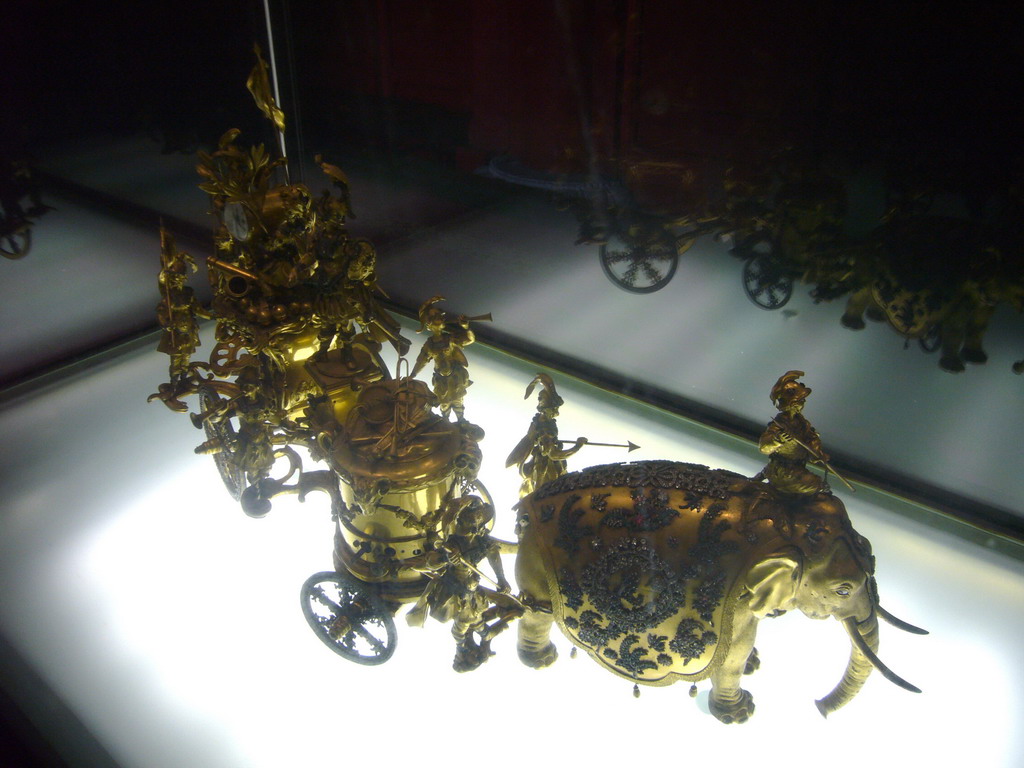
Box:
6, 2, 1022, 194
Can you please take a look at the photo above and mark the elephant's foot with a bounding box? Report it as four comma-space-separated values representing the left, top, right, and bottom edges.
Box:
516, 602, 556, 668
865, 306, 885, 323
840, 315, 865, 330
939, 354, 965, 373
518, 641, 558, 669
962, 347, 988, 365
709, 689, 755, 724
743, 647, 760, 675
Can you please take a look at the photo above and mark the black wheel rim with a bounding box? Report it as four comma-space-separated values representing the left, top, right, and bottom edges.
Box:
1, 228, 30, 259
300, 571, 397, 665
199, 386, 246, 500
600, 228, 678, 294
743, 253, 793, 310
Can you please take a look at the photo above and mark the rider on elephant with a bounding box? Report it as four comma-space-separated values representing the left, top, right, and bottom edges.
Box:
758, 370, 830, 496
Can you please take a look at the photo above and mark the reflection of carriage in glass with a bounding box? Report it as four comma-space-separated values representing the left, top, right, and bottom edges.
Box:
483, 153, 807, 306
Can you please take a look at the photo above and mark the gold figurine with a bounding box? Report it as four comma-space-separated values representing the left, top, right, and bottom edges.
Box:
505, 373, 588, 497
408, 495, 517, 671
151, 227, 202, 411
411, 296, 489, 422
757, 369, 831, 496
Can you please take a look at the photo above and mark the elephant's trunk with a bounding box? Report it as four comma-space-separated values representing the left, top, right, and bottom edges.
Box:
815, 612, 922, 717
815, 613, 879, 718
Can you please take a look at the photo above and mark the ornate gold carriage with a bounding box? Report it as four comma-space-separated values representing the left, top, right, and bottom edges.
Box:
150, 77, 519, 666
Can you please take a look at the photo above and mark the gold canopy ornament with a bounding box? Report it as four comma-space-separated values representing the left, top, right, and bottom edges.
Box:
315, 154, 353, 219
246, 44, 286, 135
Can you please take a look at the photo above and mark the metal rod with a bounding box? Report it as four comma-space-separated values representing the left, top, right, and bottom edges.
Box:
772, 417, 855, 492
558, 439, 640, 452
261, 0, 290, 183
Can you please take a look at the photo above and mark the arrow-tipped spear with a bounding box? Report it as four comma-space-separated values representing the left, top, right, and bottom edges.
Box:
559, 439, 640, 453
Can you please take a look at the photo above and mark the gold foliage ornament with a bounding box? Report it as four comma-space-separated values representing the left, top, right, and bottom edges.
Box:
245, 44, 285, 135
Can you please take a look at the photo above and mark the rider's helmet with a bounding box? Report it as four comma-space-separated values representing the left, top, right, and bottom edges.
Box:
524, 373, 564, 412
770, 370, 811, 409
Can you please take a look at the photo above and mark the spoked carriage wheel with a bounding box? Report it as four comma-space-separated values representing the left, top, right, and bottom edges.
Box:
599, 226, 678, 294
1, 227, 30, 259
743, 252, 793, 310
198, 385, 246, 500
301, 571, 397, 665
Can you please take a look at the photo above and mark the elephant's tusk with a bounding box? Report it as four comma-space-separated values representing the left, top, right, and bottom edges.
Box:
877, 604, 929, 635
844, 617, 922, 693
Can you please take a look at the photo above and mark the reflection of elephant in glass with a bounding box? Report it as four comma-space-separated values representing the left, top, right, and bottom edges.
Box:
839, 279, 997, 372
515, 461, 925, 723
838, 216, 1023, 372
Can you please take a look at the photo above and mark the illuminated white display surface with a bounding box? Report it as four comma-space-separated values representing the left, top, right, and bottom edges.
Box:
1, 337, 1022, 768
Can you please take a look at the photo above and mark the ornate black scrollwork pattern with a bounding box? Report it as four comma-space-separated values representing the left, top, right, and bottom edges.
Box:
553, 494, 590, 555
669, 618, 718, 664
545, 468, 750, 677
613, 635, 659, 676
577, 610, 619, 648
534, 461, 743, 501
558, 566, 584, 611
580, 537, 686, 634
601, 487, 680, 532
687, 501, 738, 624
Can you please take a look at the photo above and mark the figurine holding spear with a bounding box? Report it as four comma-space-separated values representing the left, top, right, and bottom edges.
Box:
505, 374, 589, 498
758, 370, 852, 495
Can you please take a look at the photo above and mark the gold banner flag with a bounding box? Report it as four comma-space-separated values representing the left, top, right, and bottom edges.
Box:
246, 44, 286, 134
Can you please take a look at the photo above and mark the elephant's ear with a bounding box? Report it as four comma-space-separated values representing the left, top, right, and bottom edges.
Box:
744, 549, 802, 617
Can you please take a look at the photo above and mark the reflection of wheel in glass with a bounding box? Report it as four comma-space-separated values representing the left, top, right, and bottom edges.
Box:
918, 326, 941, 353
599, 227, 678, 293
743, 253, 793, 310
198, 385, 246, 500
1, 227, 30, 259
301, 571, 397, 665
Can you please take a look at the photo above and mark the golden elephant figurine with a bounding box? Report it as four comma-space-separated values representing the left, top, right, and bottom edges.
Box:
514, 460, 925, 723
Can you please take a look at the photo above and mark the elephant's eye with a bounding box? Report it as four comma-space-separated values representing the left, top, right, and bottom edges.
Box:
835, 585, 851, 597
805, 522, 829, 544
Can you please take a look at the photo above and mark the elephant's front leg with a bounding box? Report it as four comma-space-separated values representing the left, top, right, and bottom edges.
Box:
708, 611, 758, 724
960, 304, 994, 365
517, 605, 558, 668
515, 543, 558, 668
840, 287, 872, 330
